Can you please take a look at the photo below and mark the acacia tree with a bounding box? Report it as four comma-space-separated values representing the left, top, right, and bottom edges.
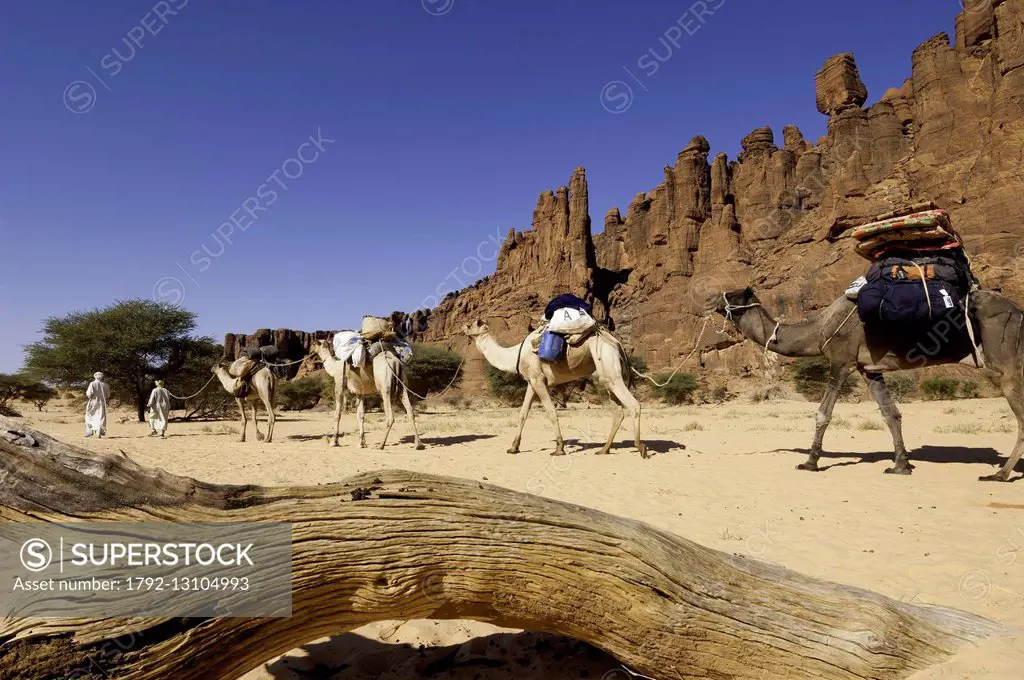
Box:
24, 300, 210, 422
0, 373, 55, 413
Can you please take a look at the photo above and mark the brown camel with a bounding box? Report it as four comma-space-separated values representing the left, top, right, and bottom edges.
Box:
312, 339, 423, 450
463, 320, 648, 458
211, 363, 277, 443
710, 287, 1024, 482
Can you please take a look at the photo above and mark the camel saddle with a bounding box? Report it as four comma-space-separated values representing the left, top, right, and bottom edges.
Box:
528, 323, 599, 351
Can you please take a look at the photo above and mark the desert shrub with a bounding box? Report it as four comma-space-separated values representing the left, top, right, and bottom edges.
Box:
959, 380, 980, 399
278, 374, 329, 411
441, 392, 472, 409
628, 354, 647, 375
697, 385, 735, 404
921, 377, 961, 401
651, 373, 700, 405
748, 387, 781, 403
790, 357, 858, 401
884, 372, 918, 403
405, 345, 462, 398
486, 364, 527, 405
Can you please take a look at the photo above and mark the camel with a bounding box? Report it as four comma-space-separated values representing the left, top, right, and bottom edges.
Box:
710, 287, 1024, 482
211, 363, 277, 443
312, 339, 423, 450
463, 319, 648, 458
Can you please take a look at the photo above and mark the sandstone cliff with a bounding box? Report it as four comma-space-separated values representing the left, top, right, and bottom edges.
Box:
230, 2, 1024, 393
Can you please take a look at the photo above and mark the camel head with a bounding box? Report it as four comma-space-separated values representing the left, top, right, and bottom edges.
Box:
313, 339, 334, 357
462, 319, 489, 339
707, 287, 760, 318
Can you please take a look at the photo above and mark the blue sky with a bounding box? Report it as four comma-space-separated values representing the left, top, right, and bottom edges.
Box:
0, 0, 962, 371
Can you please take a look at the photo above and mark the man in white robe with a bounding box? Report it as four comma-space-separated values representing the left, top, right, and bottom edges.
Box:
85, 372, 109, 438
147, 380, 171, 438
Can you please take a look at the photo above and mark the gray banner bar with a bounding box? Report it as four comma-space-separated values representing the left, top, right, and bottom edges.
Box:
0, 522, 291, 617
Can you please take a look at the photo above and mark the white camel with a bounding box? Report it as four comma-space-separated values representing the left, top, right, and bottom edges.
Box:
463, 320, 648, 458
312, 339, 423, 450
211, 363, 277, 443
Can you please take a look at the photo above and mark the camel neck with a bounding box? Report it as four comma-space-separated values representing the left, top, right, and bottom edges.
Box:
315, 349, 342, 372
474, 333, 522, 374
213, 367, 237, 391
735, 305, 822, 358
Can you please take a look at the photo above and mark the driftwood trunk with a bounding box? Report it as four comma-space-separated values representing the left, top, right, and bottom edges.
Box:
0, 415, 1008, 679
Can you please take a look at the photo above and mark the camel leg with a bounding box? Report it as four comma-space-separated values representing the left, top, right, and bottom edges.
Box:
862, 372, 911, 475
357, 398, 367, 448
378, 375, 397, 451
601, 378, 648, 459
236, 398, 247, 443
798, 364, 851, 472
508, 384, 536, 454
595, 389, 625, 456
981, 374, 1024, 482
399, 386, 424, 450
252, 401, 265, 442
264, 392, 276, 444
532, 381, 566, 456
331, 381, 344, 447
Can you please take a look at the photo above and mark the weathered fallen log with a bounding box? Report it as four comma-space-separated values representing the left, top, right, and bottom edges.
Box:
0, 415, 1009, 679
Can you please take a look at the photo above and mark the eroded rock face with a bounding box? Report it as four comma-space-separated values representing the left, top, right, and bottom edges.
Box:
815, 53, 869, 115
229, 3, 1024, 391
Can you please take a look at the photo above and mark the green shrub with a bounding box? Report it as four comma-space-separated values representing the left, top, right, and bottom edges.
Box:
628, 354, 648, 375
278, 374, 329, 411
790, 357, 858, 401
486, 364, 527, 405
651, 373, 700, 405
959, 380, 980, 399
406, 345, 463, 398
921, 377, 961, 401
884, 372, 918, 403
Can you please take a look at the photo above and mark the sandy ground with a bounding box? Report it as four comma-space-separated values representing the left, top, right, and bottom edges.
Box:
19, 397, 1024, 679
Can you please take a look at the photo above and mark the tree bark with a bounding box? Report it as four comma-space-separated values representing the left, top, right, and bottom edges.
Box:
0, 415, 1007, 680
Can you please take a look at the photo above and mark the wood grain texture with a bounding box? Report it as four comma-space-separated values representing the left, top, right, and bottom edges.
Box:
0, 415, 1007, 679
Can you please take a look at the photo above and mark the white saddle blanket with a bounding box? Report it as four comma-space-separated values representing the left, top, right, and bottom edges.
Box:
333, 331, 365, 367
546, 307, 596, 334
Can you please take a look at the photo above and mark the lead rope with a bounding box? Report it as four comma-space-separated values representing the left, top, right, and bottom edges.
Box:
912, 262, 933, 319
372, 343, 466, 402
963, 290, 986, 368
629, 316, 711, 387
819, 307, 860, 350
165, 373, 219, 401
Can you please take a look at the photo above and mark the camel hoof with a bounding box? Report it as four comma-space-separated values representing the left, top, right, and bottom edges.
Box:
637, 444, 650, 459
884, 466, 913, 476
256, 433, 265, 442
979, 473, 1011, 483
506, 448, 519, 455
415, 443, 425, 451
796, 462, 820, 472
551, 450, 567, 457
595, 449, 612, 456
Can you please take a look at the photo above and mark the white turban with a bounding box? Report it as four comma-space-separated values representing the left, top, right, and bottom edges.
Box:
94, 372, 104, 380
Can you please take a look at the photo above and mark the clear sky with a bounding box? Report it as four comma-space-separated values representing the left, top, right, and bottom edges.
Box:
0, 0, 962, 372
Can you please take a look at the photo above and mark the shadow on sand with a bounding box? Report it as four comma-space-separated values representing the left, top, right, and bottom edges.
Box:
397, 434, 497, 446
566, 439, 684, 455
262, 630, 617, 680
770, 445, 1022, 479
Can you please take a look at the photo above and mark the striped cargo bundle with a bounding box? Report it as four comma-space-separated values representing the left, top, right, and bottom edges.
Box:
851, 209, 964, 260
